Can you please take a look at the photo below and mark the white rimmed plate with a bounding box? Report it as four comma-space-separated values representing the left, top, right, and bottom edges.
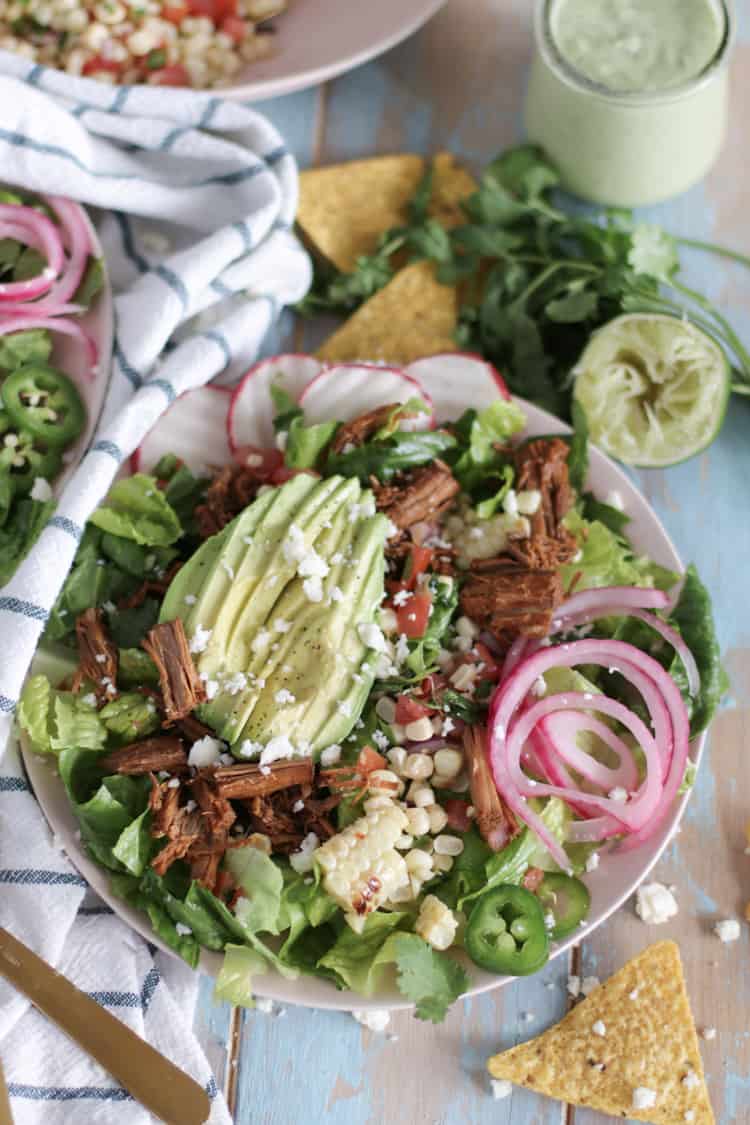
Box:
19, 353, 704, 1011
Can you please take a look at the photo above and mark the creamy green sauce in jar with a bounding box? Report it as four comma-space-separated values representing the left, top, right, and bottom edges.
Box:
552, 0, 725, 93
524, 0, 732, 206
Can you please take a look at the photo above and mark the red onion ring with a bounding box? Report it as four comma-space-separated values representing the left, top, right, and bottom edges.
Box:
0, 203, 64, 302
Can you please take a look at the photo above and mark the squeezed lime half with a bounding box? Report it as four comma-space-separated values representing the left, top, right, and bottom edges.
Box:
573, 313, 730, 467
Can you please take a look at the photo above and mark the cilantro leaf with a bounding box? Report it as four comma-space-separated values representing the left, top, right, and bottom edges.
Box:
392, 933, 469, 1023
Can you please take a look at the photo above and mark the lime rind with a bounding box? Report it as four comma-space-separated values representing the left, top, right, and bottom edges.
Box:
573, 313, 730, 467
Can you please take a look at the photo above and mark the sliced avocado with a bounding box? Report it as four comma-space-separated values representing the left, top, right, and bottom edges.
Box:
159, 525, 232, 625
177, 474, 317, 669
229, 502, 387, 753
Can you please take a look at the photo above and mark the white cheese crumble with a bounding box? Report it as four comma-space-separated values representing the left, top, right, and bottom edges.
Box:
357, 622, 388, 652
167, 778, 181, 789
302, 576, 324, 602
259, 736, 309, 767
297, 550, 329, 579
682, 1068, 700, 1089
591, 1020, 607, 1037
566, 975, 581, 997
635, 882, 678, 925
238, 739, 263, 759
632, 1087, 657, 1110
189, 624, 212, 654
224, 672, 248, 696
251, 629, 271, 653
392, 588, 413, 607
289, 831, 319, 874
274, 689, 296, 705
184, 594, 197, 606
351, 1008, 390, 1032
81, 693, 97, 707
175, 922, 192, 936
188, 736, 224, 768
714, 918, 741, 943
585, 851, 600, 873
608, 786, 628, 803
489, 1079, 513, 1100
330, 585, 344, 603
702, 1027, 717, 1040
274, 618, 292, 634
30, 477, 53, 502
320, 744, 342, 767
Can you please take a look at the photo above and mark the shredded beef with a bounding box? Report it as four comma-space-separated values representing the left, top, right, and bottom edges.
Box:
460, 557, 563, 641
214, 759, 314, 800
142, 619, 205, 725
511, 438, 577, 569
149, 769, 236, 891
195, 464, 264, 539
101, 737, 187, 776
71, 608, 118, 702
329, 403, 403, 455
372, 459, 459, 530
463, 726, 519, 852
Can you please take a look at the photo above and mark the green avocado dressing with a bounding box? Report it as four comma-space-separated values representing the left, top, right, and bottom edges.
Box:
552, 0, 725, 93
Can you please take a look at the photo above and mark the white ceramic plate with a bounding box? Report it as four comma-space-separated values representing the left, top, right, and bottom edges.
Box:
211, 0, 447, 101
19, 353, 704, 1011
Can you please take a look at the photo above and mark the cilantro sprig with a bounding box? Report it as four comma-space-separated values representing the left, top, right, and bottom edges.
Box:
298, 144, 750, 416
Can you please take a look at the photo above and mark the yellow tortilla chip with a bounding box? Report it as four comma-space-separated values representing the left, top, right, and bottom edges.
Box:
298, 153, 476, 273
487, 942, 714, 1125
316, 261, 457, 366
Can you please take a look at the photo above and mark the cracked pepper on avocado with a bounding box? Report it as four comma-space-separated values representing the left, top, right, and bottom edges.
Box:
17, 358, 724, 1021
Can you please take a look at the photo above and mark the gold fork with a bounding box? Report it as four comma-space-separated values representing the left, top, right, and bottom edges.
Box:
0, 1054, 12, 1125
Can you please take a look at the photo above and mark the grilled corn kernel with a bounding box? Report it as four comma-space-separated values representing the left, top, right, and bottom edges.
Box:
387, 747, 408, 775
426, 805, 448, 834
415, 894, 458, 951
315, 804, 409, 928
409, 783, 435, 807
404, 717, 435, 742
405, 848, 434, 878
434, 834, 464, 857
433, 748, 463, 780
368, 768, 403, 796
405, 806, 430, 836
432, 853, 454, 874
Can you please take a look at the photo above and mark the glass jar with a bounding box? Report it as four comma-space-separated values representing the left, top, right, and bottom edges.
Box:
524, 0, 734, 207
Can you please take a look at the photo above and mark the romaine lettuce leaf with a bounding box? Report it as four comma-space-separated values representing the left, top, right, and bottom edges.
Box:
0, 328, 51, 370
562, 510, 678, 593
668, 564, 727, 736
214, 944, 271, 1006
89, 474, 182, 547
447, 400, 525, 497
226, 848, 284, 935
286, 417, 339, 470
16, 675, 53, 754
17, 675, 106, 755
317, 911, 406, 994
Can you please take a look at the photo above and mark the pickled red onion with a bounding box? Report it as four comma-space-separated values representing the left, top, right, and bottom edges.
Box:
0, 203, 64, 302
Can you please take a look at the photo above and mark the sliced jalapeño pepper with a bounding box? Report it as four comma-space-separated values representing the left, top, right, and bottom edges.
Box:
1, 364, 85, 448
0, 413, 62, 495
465, 884, 549, 976
537, 873, 591, 940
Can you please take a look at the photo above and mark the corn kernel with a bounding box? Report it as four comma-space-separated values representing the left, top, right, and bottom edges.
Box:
405, 806, 430, 836
368, 769, 402, 795
415, 894, 458, 951
386, 747, 408, 775
376, 696, 397, 724
246, 832, 271, 855
402, 753, 434, 781
456, 615, 479, 639
427, 805, 448, 834
433, 748, 463, 780
432, 853, 454, 873
404, 717, 435, 742
405, 848, 433, 877
410, 783, 436, 807
434, 834, 464, 857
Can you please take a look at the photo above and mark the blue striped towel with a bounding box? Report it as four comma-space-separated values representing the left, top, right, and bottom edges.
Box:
0, 54, 312, 1123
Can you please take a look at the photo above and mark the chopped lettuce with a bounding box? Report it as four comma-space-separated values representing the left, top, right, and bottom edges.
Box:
447, 400, 525, 502
17, 675, 106, 754
214, 944, 272, 1006
0, 496, 56, 587
668, 564, 727, 736
0, 328, 52, 370
89, 474, 182, 547
99, 692, 160, 743
226, 848, 284, 935
286, 417, 339, 470
317, 911, 406, 994
562, 510, 678, 592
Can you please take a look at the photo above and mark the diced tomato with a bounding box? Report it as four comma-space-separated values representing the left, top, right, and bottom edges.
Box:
394, 695, 432, 725
82, 56, 123, 77
232, 444, 284, 476
403, 545, 433, 589
396, 590, 432, 639
417, 673, 448, 701
473, 641, 501, 682
221, 14, 247, 41
444, 799, 472, 833
357, 746, 387, 775
162, 1, 188, 21
147, 64, 191, 86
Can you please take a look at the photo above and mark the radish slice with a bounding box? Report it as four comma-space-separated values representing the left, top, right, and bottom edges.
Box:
298, 364, 434, 429
133, 385, 232, 474
405, 352, 510, 423
227, 354, 323, 453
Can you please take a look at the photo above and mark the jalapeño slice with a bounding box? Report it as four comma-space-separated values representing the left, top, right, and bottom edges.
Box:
537, 873, 591, 940
465, 884, 549, 976
1, 364, 85, 447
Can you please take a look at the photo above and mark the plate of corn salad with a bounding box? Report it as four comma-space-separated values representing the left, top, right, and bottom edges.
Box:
0, 0, 448, 96
17, 352, 723, 1020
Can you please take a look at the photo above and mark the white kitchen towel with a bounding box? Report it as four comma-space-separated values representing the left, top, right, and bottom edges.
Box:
0, 54, 312, 1123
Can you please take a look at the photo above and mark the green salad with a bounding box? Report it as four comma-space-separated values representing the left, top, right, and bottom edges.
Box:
18, 364, 724, 1021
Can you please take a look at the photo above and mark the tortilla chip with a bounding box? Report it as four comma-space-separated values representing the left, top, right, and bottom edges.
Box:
487, 942, 714, 1125
316, 261, 457, 365
298, 153, 476, 273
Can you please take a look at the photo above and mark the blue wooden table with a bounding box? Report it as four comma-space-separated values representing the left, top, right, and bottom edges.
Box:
194, 3, 750, 1121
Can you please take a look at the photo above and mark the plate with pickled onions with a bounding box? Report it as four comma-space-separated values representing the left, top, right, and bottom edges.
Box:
17, 352, 723, 1019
